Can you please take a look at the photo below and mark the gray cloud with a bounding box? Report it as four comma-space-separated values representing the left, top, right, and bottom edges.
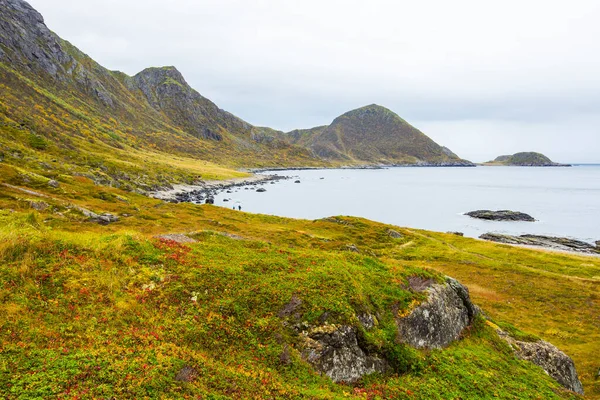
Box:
29, 0, 600, 162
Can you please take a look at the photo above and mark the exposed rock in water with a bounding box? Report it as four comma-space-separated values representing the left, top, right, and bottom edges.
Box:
155, 234, 197, 244
300, 324, 389, 383
397, 277, 478, 349
480, 233, 599, 254
294, 180, 301, 183
387, 229, 403, 239
465, 210, 535, 222
495, 328, 584, 394
256, 188, 267, 192
596, 240, 600, 248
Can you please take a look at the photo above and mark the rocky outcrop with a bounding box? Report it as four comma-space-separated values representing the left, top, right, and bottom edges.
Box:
387, 229, 403, 239
495, 328, 584, 394
397, 277, 478, 349
465, 210, 535, 222
480, 233, 599, 254
300, 324, 389, 383
131, 67, 252, 141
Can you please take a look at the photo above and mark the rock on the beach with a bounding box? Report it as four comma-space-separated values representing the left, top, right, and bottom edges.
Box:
256, 188, 267, 192
447, 231, 464, 236
480, 233, 599, 254
465, 210, 535, 222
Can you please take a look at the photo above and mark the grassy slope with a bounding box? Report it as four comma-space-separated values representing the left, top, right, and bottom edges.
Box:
0, 162, 597, 399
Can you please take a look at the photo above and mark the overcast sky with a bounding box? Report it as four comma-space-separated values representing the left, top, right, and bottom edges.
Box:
29, 0, 600, 162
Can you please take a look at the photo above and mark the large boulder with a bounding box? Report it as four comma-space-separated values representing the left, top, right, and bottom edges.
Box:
397, 277, 478, 349
495, 329, 584, 394
300, 324, 389, 383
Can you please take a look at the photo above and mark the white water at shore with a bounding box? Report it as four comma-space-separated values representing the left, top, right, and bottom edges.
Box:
213, 165, 600, 243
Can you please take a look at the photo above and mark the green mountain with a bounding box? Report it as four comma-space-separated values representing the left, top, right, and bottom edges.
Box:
287, 105, 473, 165
0, 0, 323, 191
485, 152, 570, 166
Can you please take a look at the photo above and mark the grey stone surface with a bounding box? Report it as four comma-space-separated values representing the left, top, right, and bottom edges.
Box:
480, 233, 599, 254
397, 277, 477, 349
300, 325, 389, 383
465, 210, 535, 222
155, 234, 197, 244
387, 229, 403, 239
496, 330, 584, 394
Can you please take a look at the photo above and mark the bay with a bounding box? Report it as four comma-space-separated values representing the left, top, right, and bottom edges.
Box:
214, 165, 600, 243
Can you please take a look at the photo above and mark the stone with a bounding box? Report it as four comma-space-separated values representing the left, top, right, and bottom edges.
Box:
175, 365, 198, 382
278, 294, 303, 318
294, 180, 301, 183
596, 240, 600, 248
29, 200, 49, 211
387, 229, 403, 239
447, 231, 464, 236
279, 344, 292, 366
480, 233, 599, 254
465, 210, 535, 222
495, 329, 584, 394
256, 188, 267, 192
77, 207, 119, 225
345, 244, 359, 253
300, 324, 389, 383
47, 179, 59, 188
155, 234, 197, 244
396, 277, 478, 349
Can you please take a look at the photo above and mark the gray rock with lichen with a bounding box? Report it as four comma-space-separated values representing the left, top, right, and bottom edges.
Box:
300, 324, 389, 383
495, 329, 583, 394
397, 277, 478, 349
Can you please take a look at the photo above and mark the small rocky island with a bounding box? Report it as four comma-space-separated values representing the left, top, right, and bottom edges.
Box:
484, 152, 571, 167
465, 210, 536, 222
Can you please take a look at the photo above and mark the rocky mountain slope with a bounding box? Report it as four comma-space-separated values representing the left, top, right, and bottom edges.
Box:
485, 152, 570, 166
0, 0, 321, 191
286, 105, 473, 166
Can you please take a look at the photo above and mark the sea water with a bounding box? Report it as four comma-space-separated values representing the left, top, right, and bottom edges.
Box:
214, 165, 600, 243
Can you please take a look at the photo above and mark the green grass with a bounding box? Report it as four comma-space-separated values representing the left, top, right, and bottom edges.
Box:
0, 171, 596, 399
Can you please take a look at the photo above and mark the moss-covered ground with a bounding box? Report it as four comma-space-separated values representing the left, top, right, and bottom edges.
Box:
0, 161, 598, 399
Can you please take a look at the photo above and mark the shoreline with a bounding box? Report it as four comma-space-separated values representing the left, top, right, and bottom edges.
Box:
149, 173, 287, 202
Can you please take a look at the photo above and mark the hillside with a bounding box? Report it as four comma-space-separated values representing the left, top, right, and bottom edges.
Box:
286, 105, 473, 166
485, 152, 570, 166
0, 0, 325, 193
1, 1, 598, 398
0, 164, 598, 398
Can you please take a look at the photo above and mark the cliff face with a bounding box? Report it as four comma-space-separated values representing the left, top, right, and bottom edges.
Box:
287, 105, 473, 166
131, 67, 252, 141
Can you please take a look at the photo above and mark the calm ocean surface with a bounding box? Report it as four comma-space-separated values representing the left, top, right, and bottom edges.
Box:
214, 165, 600, 243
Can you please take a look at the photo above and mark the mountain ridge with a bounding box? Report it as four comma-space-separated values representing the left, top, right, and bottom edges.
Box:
287, 104, 473, 166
